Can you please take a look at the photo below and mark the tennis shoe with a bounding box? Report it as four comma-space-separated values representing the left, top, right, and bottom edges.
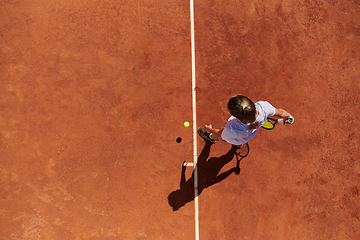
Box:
197, 127, 216, 144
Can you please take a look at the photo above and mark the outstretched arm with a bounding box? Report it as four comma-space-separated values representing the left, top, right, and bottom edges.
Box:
274, 108, 293, 122
203, 125, 224, 142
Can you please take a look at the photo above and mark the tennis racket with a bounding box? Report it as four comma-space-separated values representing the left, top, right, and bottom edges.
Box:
261, 117, 294, 130
234, 142, 249, 175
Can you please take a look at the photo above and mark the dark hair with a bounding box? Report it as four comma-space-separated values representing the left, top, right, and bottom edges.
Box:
227, 95, 259, 129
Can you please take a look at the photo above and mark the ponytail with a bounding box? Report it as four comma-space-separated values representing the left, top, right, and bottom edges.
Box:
249, 120, 260, 130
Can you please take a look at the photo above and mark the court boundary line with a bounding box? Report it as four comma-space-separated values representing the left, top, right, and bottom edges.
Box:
189, 0, 199, 240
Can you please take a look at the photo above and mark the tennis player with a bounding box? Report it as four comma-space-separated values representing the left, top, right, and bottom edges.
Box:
198, 95, 294, 146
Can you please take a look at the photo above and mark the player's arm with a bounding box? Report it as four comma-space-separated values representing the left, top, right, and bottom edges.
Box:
203, 125, 224, 142
274, 108, 293, 122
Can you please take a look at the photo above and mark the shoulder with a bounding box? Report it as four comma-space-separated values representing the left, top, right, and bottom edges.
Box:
225, 116, 247, 130
255, 101, 272, 107
226, 116, 240, 125
255, 101, 276, 116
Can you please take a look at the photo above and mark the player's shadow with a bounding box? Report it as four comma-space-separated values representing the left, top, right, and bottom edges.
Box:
168, 141, 242, 211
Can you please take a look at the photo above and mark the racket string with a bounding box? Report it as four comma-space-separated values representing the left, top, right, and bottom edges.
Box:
235, 142, 249, 160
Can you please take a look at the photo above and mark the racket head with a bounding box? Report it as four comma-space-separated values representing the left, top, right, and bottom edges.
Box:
261, 118, 276, 130
235, 142, 249, 159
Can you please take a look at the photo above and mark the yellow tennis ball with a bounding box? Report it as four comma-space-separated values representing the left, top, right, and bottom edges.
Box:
184, 121, 190, 128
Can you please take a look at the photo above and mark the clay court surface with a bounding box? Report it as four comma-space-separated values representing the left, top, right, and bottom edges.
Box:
1, 0, 360, 239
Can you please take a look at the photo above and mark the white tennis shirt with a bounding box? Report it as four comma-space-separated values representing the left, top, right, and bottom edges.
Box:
221, 101, 276, 145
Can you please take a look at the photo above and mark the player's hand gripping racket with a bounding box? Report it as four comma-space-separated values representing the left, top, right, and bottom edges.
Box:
234, 142, 249, 175
261, 117, 294, 130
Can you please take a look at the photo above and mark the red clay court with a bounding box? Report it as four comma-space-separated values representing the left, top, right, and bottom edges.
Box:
1, 0, 360, 239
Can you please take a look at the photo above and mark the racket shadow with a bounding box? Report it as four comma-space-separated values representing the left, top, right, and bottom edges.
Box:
168, 141, 247, 211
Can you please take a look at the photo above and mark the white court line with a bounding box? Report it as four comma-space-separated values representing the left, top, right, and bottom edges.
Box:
183, 162, 194, 167
189, 0, 199, 240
